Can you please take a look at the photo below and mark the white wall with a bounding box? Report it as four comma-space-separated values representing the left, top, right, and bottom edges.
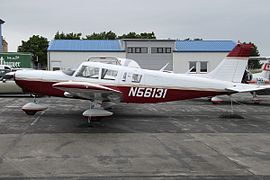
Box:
48, 51, 126, 70
173, 52, 229, 74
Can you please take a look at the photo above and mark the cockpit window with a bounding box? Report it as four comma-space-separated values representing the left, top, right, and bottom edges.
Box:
75, 65, 100, 79
132, 74, 142, 83
101, 68, 118, 80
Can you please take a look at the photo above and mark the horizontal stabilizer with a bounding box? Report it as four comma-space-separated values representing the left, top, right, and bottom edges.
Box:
225, 84, 269, 93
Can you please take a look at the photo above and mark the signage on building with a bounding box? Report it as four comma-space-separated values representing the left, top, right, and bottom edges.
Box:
0, 53, 32, 68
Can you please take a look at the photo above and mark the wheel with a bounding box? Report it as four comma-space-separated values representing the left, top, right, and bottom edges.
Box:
24, 110, 37, 115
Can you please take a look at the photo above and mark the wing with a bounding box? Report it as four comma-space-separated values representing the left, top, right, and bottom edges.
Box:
225, 84, 270, 93
53, 81, 122, 102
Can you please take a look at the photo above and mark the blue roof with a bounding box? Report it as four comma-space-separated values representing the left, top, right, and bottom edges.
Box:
175, 40, 236, 52
48, 40, 124, 52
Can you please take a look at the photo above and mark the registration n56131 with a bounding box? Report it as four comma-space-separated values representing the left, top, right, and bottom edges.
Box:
128, 87, 167, 98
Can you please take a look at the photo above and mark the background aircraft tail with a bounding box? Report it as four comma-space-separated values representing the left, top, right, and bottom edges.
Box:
206, 43, 254, 82
261, 62, 270, 80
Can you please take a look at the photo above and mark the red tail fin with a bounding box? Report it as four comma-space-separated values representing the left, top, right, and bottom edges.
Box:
227, 43, 254, 57
263, 63, 270, 71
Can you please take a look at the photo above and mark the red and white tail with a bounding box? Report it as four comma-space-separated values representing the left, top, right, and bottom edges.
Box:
261, 62, 270, 79
206, 43, 254, 82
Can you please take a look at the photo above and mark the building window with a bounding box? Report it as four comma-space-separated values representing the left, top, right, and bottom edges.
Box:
127, 47, 148, 53
135, 47, 141, 53
128, 47, 133, 53
200, 61, 208, 73
141, 47, 148, 53
165, 48, 171, 53
157, 48, 163, 53
151, 47, 171, 54
189, 61, 197, 73
151, 47, 157, 53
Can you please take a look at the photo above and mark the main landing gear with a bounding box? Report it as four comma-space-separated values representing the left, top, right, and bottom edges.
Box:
210, 96, 224, 104
219, 94, 244, 119
83, 101, 113, 127
252, 92, 262, 104
22, 95, 48, 115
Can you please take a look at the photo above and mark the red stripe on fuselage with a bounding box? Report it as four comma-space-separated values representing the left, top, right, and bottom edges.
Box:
15, 79, 226, 103
15, 79, 65, 97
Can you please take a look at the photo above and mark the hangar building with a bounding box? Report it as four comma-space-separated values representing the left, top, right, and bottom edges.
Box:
47, 39, 236, 73
0, 19, 5, 52
173, 40, 236, 74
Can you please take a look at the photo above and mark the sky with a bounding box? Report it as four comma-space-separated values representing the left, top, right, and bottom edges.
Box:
1, 0, 270, 55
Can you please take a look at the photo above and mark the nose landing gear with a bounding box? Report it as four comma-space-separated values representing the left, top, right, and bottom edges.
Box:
22, 95, 48, 115
83, 101, 113, 126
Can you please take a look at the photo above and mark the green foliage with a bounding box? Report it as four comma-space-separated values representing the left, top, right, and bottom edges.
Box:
250, 44, 260, 57
54, 31, 82, 40
84, 31, 117, 40
118, 32, 156, 39
54, 31, 156, 40
246, 43, 261, 70
18, 35, 49, 68
248, 59, 262, 70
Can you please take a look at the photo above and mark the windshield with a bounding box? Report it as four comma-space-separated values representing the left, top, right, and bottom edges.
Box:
75, 65, 100, 79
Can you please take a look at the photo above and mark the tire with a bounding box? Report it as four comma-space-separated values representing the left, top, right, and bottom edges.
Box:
25, 111, 37, 115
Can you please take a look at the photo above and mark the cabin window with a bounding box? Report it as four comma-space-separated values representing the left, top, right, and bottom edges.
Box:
189, 61, 197, 73
101, 68, 118, 80
76, 66, 100, 79
132, 74, 142, 83
122, 72, 127, 82
200, 61, 208, 73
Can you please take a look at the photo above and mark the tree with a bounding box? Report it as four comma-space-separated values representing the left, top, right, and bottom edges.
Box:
54, 31, 82, 40
118, 32, 156, 39
84, 31, 117, 40
247, 43, 261, 70
18, 35, 49, 68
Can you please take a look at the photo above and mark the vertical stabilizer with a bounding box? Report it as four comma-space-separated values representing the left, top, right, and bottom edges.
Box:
261, 62, 270, 80
206, 43, 254, 82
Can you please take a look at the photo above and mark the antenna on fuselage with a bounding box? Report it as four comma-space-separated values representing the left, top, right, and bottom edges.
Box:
159, 63, 169, 71
185, 66, 195, 74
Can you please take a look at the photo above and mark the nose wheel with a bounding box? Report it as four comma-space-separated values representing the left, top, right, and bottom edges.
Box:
22, 95, 48, 115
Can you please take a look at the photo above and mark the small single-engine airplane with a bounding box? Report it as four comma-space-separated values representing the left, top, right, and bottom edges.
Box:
246, 58, 270, 101
13, 43, 267, 124
210, 58, 270, 104
246, 59, 270, 86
